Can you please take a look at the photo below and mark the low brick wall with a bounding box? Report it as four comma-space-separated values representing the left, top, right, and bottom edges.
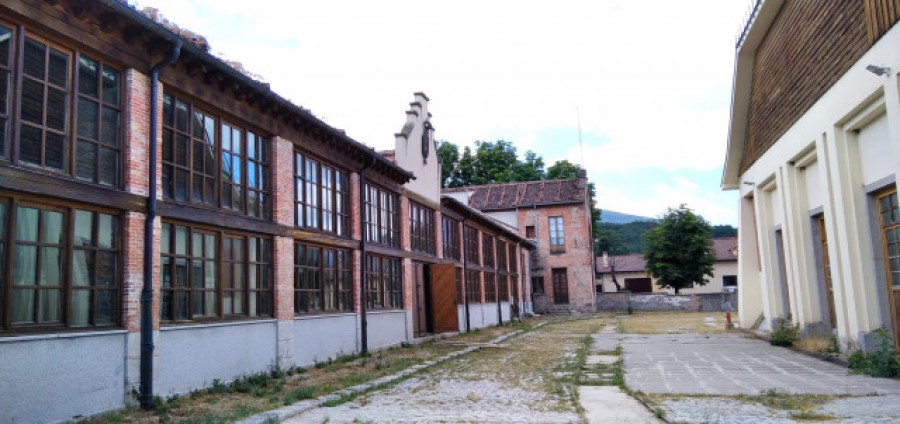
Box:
596, 292, 737, 312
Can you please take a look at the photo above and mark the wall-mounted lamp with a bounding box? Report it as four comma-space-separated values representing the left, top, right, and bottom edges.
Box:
866, 64, 891, 76
742, 181, 755, 186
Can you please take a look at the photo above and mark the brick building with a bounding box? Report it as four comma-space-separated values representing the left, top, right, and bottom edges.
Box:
443, 175, 596, 314
0, 2, 531, 421
723, 1, 900, 350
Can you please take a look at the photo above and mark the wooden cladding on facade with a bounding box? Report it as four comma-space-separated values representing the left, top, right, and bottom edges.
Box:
865, 0, 900, 43
742, 1, 870, 173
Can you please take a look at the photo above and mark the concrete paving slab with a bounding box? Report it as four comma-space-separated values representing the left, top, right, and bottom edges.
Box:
579, 385, 661, 423
585, 354, 618, 365
622, 333, 900, 396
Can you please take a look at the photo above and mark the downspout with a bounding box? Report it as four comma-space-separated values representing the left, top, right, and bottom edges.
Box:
496, 238, 502, 326
142, 39, 182, 411
358, 155, 376, 354
461, 212, 474, 332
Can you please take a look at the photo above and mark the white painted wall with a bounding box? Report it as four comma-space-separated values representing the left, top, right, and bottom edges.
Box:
483, 302, 500, 327
155, 321, 277, 396
857, 113, 893, 186
484, 210, 519, 230
394, 93, 441, 204
0, 332, 127, 424
366, 310, 408, 350
293, 313, 359, 366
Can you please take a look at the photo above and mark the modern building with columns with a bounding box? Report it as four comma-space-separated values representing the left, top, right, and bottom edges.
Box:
723, 0, 900, 351
0, 2, 531, 422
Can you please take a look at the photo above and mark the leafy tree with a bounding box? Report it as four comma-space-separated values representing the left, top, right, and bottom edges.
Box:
711, 224, 738, 238
453, 146, 477, 188
546, 159, 581, 179
597, 221, 657, 254
436, 140, 460, 188
514, 151, 546, 182
642, 205, 716, 294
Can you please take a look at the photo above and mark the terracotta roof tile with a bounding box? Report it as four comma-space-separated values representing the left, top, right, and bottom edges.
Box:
443, 178, 585, 210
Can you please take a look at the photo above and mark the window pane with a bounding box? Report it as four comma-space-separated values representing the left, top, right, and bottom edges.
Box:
98, 213, 116, 249
19, 125, 41, 165
12, 289, 35, 323
77, 98, 98, 138
96, 290, 115, 325
97, 251, 116, 286
175, 258, 187, 286
0, 25, 10, 66
0, 202, 6, 239
40, 247, 62, 285
43, 210, 63, 244
14, 245, 37, 285
101, 107, 119, 146
70, 289, 90, 326
23, 38, 45, 79
76, 140, 96, 181
21, 79, 43, 124
175, 134, 189, 166
176, 291, 189, 320
175, 226, 187, 255
0, 71, 8, 116
102, 67, 119, 105
45, 131, 66, 170
46, 88, 67, 131
72, 249, 93, 287
16, 207, 39, 241
161, 223, 171, 254
175, 99, 189, 132
48, 48, 68, 88
78, 56, 98, 96
39, 289, 60, 322
161, 290, 172, 320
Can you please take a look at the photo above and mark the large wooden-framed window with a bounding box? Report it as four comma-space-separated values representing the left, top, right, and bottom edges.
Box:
455, 267, 464, 304
482, 234, 495, 268
410, 202, 435, 255
484, 272, 497, 302
160, 222, 272, 322
0, 194, 120, 332
294, 242, 353, 314
363, 184, 399, 248
442, 216, 460, 261
549, 216, 565, 253
0, 24, 123, 186
466, 270, 481, 303
464, 226, 479, 265
551, 268, 568, 304
878, 190, 900, 287
294, 153, 348, 235
498, 274, 509, 303
162, 94, 270, 218
364, 254, 402, 310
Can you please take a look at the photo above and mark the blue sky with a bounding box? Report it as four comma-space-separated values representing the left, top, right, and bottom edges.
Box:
133, 0, 752, 225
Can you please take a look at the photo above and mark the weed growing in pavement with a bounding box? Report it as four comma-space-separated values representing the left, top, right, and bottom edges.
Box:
789, 405, 833, 421
848, 328, 900, 377
653, 407, 666, 419
769, 315, 800, 347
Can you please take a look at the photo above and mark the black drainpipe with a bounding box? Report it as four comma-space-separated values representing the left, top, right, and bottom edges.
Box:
141, 40, 182, 411
358, 155, 376, 354
461, 212, 474, 332
496, 237, 502, 326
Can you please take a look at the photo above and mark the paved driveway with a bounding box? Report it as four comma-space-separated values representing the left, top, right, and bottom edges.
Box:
607, 333, 900, 396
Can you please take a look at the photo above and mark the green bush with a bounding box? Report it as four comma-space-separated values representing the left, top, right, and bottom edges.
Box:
770, 315, 800, 347
848, 329, 900, 378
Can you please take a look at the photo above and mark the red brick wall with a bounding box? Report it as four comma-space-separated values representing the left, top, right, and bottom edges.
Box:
123, 70, 150, 196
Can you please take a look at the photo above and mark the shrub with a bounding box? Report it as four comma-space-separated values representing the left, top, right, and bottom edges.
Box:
770, 315, 800, 347
848, 329, 900, 378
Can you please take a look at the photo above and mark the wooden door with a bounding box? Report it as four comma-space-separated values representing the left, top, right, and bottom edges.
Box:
431, 264, 459, 333
876, 189, 900, 348
817, 216, 836, 329
552, 268, 569, 304
413, 262, 427, 337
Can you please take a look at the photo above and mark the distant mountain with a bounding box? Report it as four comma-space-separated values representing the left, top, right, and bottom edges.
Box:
600, 210, 655, 224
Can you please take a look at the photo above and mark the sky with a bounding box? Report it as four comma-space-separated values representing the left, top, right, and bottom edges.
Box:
132, 0, 752, 226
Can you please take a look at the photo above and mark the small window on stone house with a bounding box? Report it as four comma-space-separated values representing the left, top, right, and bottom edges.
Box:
525, 225, 535, 239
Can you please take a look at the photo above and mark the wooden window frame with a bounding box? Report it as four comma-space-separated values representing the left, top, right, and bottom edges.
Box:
482, 234, 495, 268
293, 152, 349, 236
364, 254, 402, 310
160, 221, 273, 323
0, 193, 122, 333
162, 93, 271, 219
409, 201, 435, 255
363, 183, 399, 248
484, 272, 497, 303
549, 216, 565, 253
466, 269, 482, 303
293, 242, 353, 314
464, 225, 479, 265
442, 216, 460, 262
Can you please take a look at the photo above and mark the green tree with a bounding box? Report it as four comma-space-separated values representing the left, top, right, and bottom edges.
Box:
513, 150, 546, 182
472, 140, 520, 184
711, 224, 738, 238
642, 205, 716, 294
453, 146, 477, 188
436, 140, 460, 188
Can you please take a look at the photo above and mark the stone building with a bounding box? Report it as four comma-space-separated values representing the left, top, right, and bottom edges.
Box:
0, 2, 530, 421
443, 175, 596, 314
723, 0, 900, 350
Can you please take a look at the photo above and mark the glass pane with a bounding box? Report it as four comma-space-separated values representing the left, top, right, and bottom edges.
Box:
175, 226, 187, 255
72, 249, 94, 287
161, 290, 172, 320
176, 291, 189, 320
233, 290, 243, 314
163, 94, 173, 126
23, 38, 45, 79
98, 213, 116, 248
223, 291, 233, 315
205, 291, 216, 316
70, 289, 90, 326
175, 134, 189, 166
161, 257, 171, 287
12, 289, 35, 323
21, 79, 43, 124
233, 264, 244, 290
205, 234, 215, 258
96, 290, 115, 325
97, 251, 116, 286
77, 98, 98, 138
161, 223, 171, 254
0, 202, 5, 239
43, 210, 63, 244
175, 99, 189, 132
192, 233, 203, 257
40, 247, 61, 285
76, 140, 96, 182
19, 124, 41, 165
249, 264, 257, 289
175, 258, 188, 287
249, 292, 257, 316
78, 56, 98, 96
14, 245, 37, 285
46, 88, 67, 131
175, 169, 188, 201
0, 71, 8, 116
102, 67, 119, 105
0, 25, 10, 66
192, 291, 203, 315
205, 261, 215, 288
48, 48, 68, 88
191, 260, 203, 288
45, 131, 66, 170
101, 107, 119, 146
39, 289, 60, 322
16, 207, 39, 241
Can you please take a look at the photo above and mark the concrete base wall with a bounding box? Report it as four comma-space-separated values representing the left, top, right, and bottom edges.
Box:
293, 314, 359, 366
156, 320, 277, 396
483, 302, 500, 327
366, 310, 408, 350
501, 302, 511, 322
596, 292, 738, 312
0, 331, 127, 424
